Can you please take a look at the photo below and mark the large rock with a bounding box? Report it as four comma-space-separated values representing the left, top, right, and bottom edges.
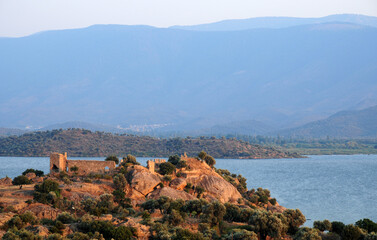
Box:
0, 177, 12, 186
0, 212, 15, 226
147, 187, 196, 201
119, 218, 150, 239
25, 225, 49, 237
169, 178, 187, 190
127, 166, 161, 196
196, 175, 242, 203
20, 203, 61, 220
25, 172, 37, 179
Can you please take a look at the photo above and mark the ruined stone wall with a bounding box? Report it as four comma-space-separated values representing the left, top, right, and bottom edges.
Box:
50, 153, 67, 173
147, 159, 166, 173
66, 160, 116, 175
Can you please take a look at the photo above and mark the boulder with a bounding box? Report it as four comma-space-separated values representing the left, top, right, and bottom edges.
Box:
25, 225, 49, 237
197, 175, 242, 203
127, 166, 161, 196
169, 178, 187, 190
120, 218, 150, 239
0, 212, 15, 226
147, 187, 196, 201
25, 172, 37, 179
20, 203, 61, 220
0, 177, 12, 186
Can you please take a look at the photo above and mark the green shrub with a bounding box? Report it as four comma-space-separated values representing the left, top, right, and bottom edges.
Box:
159, 162, 176, 175
22, 168, 44, 177
168, 155, 181, 165
331, 221, 345, 235
12, 175, 32, 187
105, 155, 119, 164
57, 212, 76, 224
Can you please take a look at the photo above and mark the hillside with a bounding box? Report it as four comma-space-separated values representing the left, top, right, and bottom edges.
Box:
278, 105, 377, 138
0, 129, 301, 158
1, 20, 377, 130
171, 14, 377, 31
0, 128, 27, 137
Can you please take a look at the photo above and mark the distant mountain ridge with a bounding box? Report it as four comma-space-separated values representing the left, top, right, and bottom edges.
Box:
0, 14, 377, 131
171, 14, 377, 31
278, 105, 377, 138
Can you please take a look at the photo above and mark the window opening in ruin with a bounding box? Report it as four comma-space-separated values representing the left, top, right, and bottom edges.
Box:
105, 166, 109, 171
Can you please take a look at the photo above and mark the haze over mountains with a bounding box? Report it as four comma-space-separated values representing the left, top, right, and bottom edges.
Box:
1, 14, 377, 138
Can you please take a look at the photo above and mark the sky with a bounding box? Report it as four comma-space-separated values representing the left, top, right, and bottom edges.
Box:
0, 0, 377, 37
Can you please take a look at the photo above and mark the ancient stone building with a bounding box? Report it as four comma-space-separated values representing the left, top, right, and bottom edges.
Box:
50, 153, 116, 175
147, 159, 166, 173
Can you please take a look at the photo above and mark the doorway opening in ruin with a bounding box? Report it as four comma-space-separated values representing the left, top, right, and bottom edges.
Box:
104, 166, 109, 172
51, 164, 59, 172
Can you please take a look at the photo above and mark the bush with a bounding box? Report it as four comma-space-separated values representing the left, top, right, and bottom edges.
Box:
122, 155, 139, 165
57, 212, 76, 224
342, 225, 363, 240
314, 219, 332, 232
105, 155, 119, 164
12, 175, 32, 187
331, 221, 345, 235
113, 173, 127, 189
269, 198, 277, 205
70, 166, 79, 172
355, 218, 377, 233
33, 179, 61, 204
168, 155, 181, 165
294, 227, 321, 240
22, 168, 44, 177
224, 229, 258, 240
159, 162, 176, 175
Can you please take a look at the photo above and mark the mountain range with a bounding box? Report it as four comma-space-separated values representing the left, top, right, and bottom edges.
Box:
1, 14, 377, 138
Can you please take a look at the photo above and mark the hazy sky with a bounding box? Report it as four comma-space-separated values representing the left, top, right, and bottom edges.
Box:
1, 0, 377, 37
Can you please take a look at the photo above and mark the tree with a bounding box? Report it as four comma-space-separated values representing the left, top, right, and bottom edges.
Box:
294, 227, 321, 240
198, 151, 207, 160
22, 169, 44, 177
331, 221, 345, 235
12, 175, 32, 188
122, 154, 139, 165
248, 210, 284, 240
204, 155, 216, 167
159, 162, 176, 175
168, 155, 181, 165
342, 225, 363, 240
314, 220, 332, 232
113, 173, 127, 189
105, 155, 119, 164
355, 218, 377, 233
283, 209, 306, 235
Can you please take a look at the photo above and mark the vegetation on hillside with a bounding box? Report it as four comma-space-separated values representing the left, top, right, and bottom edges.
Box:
1, 152, 375, 240
0, 129, 301, 158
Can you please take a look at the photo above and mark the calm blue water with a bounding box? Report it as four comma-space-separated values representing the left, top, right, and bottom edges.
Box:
0, 155, 376, 225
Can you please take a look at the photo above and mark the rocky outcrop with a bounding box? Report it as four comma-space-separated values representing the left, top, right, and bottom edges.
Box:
25, 225, 49, 237
120, 218, 150, 240
180, 157, 243, 203
20, 203, 62, 220
0, 212, 15, 226
169, 178, 187, 190
197, 175, 242, 203
0, 177, 12, 186
127, 166, 161, 196
147, 187, 196, 201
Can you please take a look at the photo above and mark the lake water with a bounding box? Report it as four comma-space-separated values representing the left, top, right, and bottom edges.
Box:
0, 155, 376, 225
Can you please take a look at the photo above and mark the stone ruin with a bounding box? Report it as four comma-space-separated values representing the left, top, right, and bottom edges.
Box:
146, 159, 166, 173
50, 152, 116, 175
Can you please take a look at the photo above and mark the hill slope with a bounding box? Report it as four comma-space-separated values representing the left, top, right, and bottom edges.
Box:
171, 14, 377, 31
0, 129, 301, 158
1, 21, 377, 130
279, 105, 377, 138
